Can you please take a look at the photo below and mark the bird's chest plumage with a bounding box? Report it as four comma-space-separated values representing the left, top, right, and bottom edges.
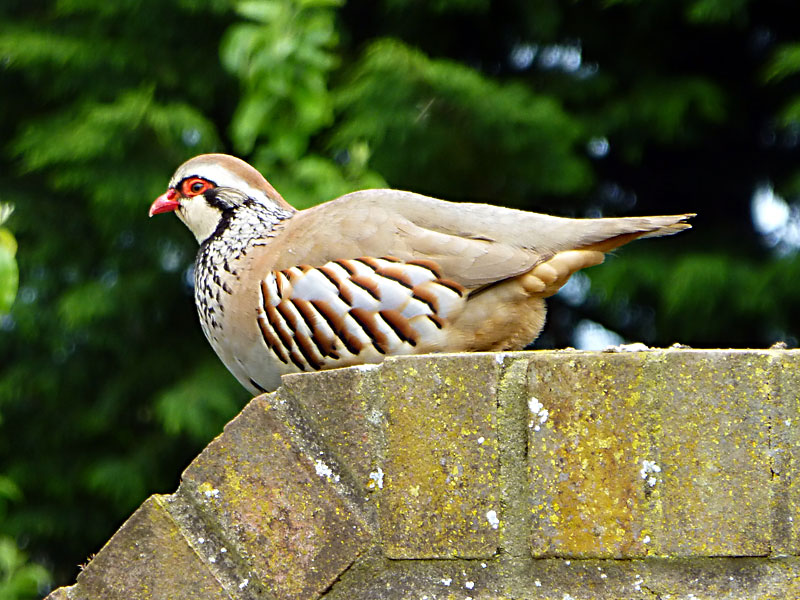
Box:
192, 207, 289, 392
194, 242, 236, 343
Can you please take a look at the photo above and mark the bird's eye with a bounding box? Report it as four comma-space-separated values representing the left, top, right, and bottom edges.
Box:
182, 177, 212, 197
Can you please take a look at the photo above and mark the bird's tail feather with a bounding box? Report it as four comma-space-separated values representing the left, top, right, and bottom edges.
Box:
579, 213, 694, 253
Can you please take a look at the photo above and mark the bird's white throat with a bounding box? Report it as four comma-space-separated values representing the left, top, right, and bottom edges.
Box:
176, 195, 225, 243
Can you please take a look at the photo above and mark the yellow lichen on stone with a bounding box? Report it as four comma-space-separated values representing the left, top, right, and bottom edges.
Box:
644, 351, 773, 557
527, 353, 648, 558
378, 354, 501, 559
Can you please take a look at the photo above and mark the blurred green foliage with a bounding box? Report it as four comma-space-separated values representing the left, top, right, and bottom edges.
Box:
0, 207, 48, 600
334, 38, 592, 199
0, 535, 50, 600
0, 206, 18, 315
0, 0, 799, 594
221, 0, 385, 205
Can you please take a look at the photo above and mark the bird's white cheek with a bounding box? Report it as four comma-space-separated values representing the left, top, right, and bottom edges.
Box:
176, 198, 225, 244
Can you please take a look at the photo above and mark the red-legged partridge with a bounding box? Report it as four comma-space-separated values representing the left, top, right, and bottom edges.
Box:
150, 154, 693, 394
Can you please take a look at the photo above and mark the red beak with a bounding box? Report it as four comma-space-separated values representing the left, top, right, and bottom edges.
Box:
149, 189, 180, 217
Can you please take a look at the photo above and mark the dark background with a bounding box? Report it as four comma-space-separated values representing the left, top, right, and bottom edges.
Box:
1, 0, 799, 595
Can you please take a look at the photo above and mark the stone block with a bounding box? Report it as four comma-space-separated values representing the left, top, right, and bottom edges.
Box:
377, 353, 502, 558
322, 553, 504, 600
179, 395, 372, 600
526, 351, 651, 557
510, 556, 800, 599
68, 496, 232, 600
643, 350, 773, 557
525, 350, 778, 558
770, 350, 800, 555
279, 365, 384, 490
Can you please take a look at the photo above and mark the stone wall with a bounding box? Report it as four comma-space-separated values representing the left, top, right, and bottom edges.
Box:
46, 349, 800, 599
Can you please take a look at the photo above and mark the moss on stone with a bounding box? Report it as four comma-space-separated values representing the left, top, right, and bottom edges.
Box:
378, 354, 502, 558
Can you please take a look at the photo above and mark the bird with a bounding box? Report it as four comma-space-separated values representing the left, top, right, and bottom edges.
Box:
150, 153, 693, 394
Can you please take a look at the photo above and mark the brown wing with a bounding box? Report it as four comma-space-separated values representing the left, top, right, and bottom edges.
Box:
255, 189, 692, 289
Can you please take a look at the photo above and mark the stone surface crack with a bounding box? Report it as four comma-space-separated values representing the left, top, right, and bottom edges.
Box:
640, 583, 663, 599
767, 411, 777, 481
317, 549, 369, 598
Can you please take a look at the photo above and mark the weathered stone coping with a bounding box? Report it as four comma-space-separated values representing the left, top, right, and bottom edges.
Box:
46, 349, 800, 599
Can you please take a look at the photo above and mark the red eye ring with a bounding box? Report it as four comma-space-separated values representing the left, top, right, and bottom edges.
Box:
181, 177, 212, 197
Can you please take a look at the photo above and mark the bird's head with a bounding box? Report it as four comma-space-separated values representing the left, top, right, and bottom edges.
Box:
149, 154, 293, 243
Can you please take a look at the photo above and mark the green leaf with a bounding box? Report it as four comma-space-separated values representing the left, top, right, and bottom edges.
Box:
57, 281, 116, 330
0, 536, 50, 600
776, 95, 800, 126
0, 246, 17, 315
0, 476, 21, 503
0, 26, 110, 70
596, 76, 726, 161
686, 0, 750, 24
764, 43, 800, 83
13, 87, 154, 170
221, 0, 340, 157
83, 457, 148, 509
154, 361, 246, 442
0, 205, 18, 315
